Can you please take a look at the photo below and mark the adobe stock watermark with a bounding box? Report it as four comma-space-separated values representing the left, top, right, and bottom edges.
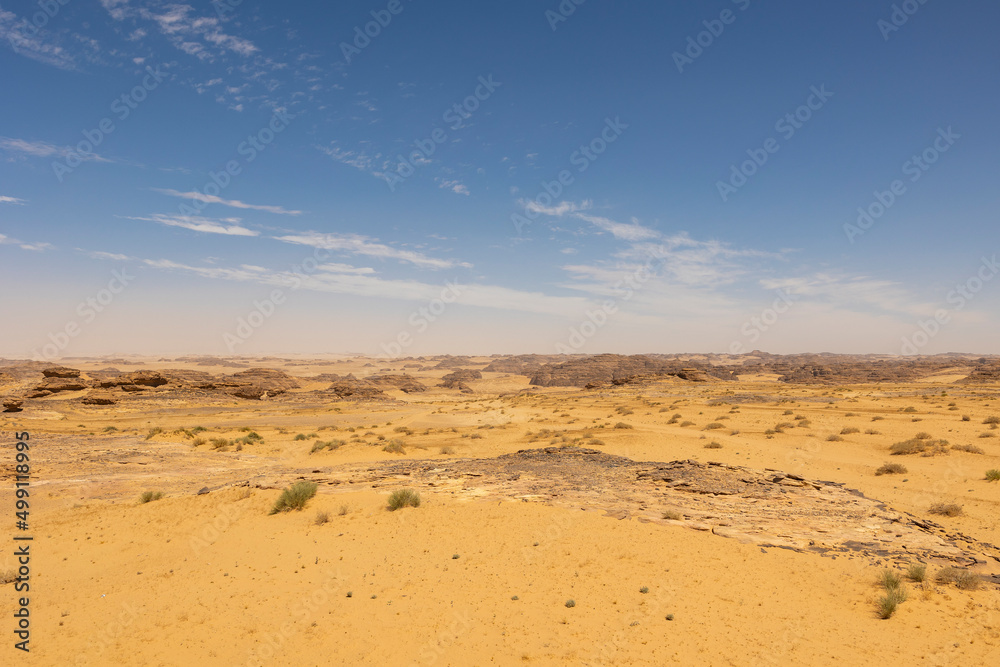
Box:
175, 109, 293, 220
511, 116, 628, 234
377, 280, 463, 358
728, 289, 797, 355
340, 0, 416, 64
672, 0, 752, 73
545, 0, 587, 31
716, 84, 833, 202
554, 246, 667, 354
52, 65, 167, 182
223, 245, 330, 353
900, 253, 997, 354
878, 0, 933, 41
5, 0, 73, 55
843, 126, 959, 244
385, 75, 502, 192
33, 268, 134, 360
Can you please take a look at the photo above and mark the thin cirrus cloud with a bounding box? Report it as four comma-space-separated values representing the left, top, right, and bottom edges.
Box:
274, 231, 472, 270
0, 137, 110, 162
523, 199, 660, 241
0, 234, 54, 251
0, 9, 76, 70
0, 196, 26, 204
153, 188, 303, 215
122, 214, 260, 237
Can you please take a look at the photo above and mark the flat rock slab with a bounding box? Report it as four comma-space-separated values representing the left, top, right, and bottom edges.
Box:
293, 447, 1000, 582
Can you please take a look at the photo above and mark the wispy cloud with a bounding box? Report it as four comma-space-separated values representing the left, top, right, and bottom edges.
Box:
0, 234, 54, 251
0, 137, 111, 162
0, 196, 26, 204
274, 231, 472, 270
153, 188, 303, 215
0, 9, 76, 70
122, 214, 259, 237
437, 179, 470, 196
81, 249, 133, 261
317, 144, 387, 179
136, 4, 258, 60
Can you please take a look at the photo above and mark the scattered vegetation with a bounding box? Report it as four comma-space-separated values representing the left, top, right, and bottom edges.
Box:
871, 415, 884, 421
906, 563, 926, 583
984, 416, 1000, 425
877, 569, 903, 591
138, 491, 164, 504
928, 502, 963, 517
564, 600, 576, 608
985, 469, 1000, 482
703, 422, 724, 430
614, 422, 634, 429
269, 482, 318, 514
639, 586, 649, 594
103, 425, 118, 433
314, 511, 330, 525
903, 407, 917, 413
440, 446, 455, 455
310, 439, 345, 453
661, 509, 682, 520
875, 462, 907, 476
387, 488, 421, 511
145, 427, 164, 440
826, 434, 844, 442
704, 441, 723, 449
952, 444, 984, 454
890, 437, 949, 456
936, 567, 980, 590
877, 588, 907, 619
382, 440, 406, 454
841, 427, 860, 435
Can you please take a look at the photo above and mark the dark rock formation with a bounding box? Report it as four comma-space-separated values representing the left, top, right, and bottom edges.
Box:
42, 366, 81, 378
439, 369, 483, 389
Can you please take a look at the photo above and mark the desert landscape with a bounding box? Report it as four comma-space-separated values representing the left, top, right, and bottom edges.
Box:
3, 353, 1000, 665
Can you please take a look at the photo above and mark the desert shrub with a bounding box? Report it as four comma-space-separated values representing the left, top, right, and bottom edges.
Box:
145, 427, 164, 440
658, 407, 670, 413
640, 586, 649, 594
382, 440, 406, 454
783, 410, 794, 415
615, 407, 634, 415
875, 463, 907, 476
210, 437, 230, 450
192, 437, 206, 446
914, 432, 932, 440
387, 488, 420, 511
877, 588, 907, 619
138, 491, 164, 504
890, 438, 948, 456
764, 429, 777, 436
469, 433, 483, 439
826, 434, 844, 442
314, 511, 330, 525
878, 569, 903, 591
984, 416, 1000, 425
103, 425, 118, 433
871, 416, 885, 421
936, 567, 980, 590
704, 441, 723, 449
797, 419, 812, 428
906, 563, 926, 582
776, 422, 795, 430
841, 427, 860, 435
903, 407, 917, 413
962, 415, 971, 421
293, 433, 308, 441
269, 482, 318, 514
662, 509, 682, 520
564, 600, 576, 608
952, 444, 984, 454
928, 502, 963, 517
614, 422, 634, 429
985, 469, 1000, 482
310, 439, 343, 453
440, 446, 455, 455
393, 426, 413, 435
979, 432, 997, 438
704, 422, 724, 430
679, 421, 695, 427
339, 504, 349, 515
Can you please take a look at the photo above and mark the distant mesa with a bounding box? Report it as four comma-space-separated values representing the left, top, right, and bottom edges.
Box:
438, 369, 482, 390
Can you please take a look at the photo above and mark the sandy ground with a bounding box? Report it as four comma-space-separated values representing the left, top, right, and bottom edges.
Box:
2, 357, 1000, 665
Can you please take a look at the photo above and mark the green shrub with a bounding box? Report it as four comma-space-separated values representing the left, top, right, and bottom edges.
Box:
564, 599, 576, 608
138, 491, 164, 504
906, 563, 926, 583
145, 427, 164, 440
387, 488, 421, 511
103, 425, 118, 433
662, 509, 682, 520
878, 570, 902, 591
269, 482, 318, 514
877, 587, 907, 619
985, 469, 1000, 482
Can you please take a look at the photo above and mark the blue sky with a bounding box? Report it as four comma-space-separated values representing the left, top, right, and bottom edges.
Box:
1, 0, 998, 359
